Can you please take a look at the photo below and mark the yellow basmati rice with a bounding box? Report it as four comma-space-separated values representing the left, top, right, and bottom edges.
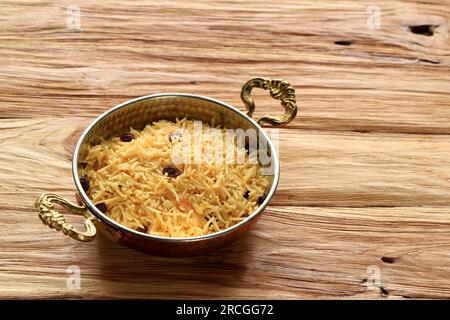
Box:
82, 118, 270, 238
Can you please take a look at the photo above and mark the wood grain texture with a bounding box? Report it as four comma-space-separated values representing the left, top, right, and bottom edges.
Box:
1, 0, 450, 299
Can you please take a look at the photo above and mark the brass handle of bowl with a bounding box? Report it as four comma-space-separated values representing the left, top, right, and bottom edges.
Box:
241, 78, 298, 126
36, 193, 98, 241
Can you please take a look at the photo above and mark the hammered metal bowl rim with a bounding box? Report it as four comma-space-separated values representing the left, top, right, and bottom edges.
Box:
72, 93, 280, 243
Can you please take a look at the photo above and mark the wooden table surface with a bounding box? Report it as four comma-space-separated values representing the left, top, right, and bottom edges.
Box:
1, 0, 450, 299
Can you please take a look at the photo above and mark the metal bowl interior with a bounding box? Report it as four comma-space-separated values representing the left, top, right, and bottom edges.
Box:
72, 93, 280, 243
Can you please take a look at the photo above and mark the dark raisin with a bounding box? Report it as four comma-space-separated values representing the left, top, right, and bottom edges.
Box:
80, 176, 90, 192
162, 164, 181, 177
120, 132, 134, 142
257, 195, 267, 205
169, 131, 182, 142
96, 203, 107, 213
136, 225, 148, 233
243, 191, 250, 199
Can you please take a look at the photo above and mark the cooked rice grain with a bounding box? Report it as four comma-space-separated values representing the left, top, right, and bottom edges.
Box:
82, 118, 270, 238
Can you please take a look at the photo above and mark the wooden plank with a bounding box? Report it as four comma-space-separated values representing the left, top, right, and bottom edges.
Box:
275, 128, 450, 207
0, 1, 449, 133
1, 118, 449, 207
1, 206, 449, 299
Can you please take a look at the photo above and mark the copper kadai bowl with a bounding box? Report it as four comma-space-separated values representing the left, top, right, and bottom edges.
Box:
35, 77, 298, 257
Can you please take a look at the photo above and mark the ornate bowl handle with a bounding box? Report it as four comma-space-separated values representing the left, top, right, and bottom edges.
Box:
241, 78, 298, 126
36, 193, 98, 241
